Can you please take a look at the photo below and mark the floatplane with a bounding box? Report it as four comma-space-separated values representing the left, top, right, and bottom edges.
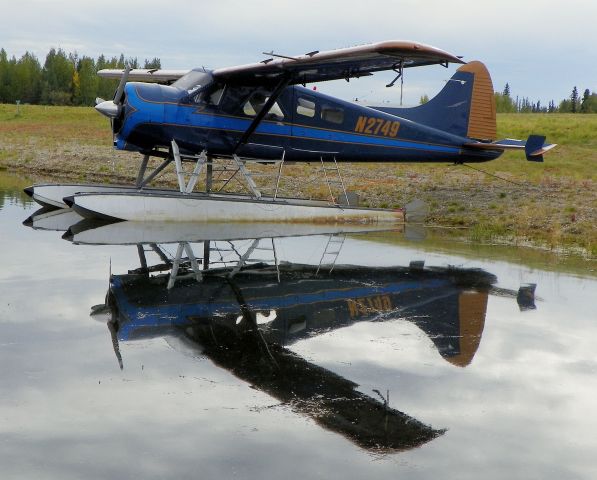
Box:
24, 41, 556, 223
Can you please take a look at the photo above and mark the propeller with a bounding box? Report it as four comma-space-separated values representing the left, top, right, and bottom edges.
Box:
95, 66, 131, 120
90, 290, 124, 370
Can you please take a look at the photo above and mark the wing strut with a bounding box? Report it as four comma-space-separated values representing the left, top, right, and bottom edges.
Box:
233, 74, 291, 154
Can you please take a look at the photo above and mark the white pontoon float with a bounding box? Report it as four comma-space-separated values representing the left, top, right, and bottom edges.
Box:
26, 145, 406, 225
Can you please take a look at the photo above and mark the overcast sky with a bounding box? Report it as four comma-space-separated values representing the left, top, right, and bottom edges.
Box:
1, 0, 595, 106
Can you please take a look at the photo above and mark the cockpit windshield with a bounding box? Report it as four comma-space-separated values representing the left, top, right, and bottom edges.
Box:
172, 70, 213, 93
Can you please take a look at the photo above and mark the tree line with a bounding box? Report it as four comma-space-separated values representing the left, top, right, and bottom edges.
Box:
0, 47, 161, 106
494, 83, 597, 113
3, 47, 596, 113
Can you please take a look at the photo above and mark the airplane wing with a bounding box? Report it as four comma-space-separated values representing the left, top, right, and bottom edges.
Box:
97, 69, 189, 83
212, 41, 464, 85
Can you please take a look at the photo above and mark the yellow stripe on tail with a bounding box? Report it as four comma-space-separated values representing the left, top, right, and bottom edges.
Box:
458, 62, 497, 141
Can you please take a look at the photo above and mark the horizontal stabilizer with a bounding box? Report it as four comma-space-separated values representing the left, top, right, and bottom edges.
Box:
464, 135, 557, 162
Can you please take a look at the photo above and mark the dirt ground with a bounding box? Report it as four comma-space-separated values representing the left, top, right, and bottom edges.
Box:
2, 135, 594, 258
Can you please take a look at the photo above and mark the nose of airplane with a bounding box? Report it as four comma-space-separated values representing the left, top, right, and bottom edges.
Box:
95, 99, 121, 119
98, 80, 176, 151
90, 303, 114, 323
94, 66, 129, 125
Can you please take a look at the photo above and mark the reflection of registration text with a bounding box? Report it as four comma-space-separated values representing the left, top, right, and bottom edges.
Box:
347, 295, 393, 318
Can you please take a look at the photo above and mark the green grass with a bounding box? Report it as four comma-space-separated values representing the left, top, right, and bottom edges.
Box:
0, 103, 111, 147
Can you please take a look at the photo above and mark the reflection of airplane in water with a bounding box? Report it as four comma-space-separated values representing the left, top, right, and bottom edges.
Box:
105, 260, 496, 368
22, 211, 535, 452
75, 224, 533, 454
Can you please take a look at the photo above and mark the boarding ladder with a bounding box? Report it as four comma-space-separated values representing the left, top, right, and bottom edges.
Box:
315, 234, 346, 275
319, 156, 349, 206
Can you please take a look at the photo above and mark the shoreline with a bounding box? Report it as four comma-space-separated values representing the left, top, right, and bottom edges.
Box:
5, 162, 594, 261
1, 105, 595, 259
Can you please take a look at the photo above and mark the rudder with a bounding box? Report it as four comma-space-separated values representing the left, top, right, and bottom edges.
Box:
458, 62, 496, 141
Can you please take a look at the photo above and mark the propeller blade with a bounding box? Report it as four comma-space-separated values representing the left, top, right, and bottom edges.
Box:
95, 97, 106, 106
113, 66, 131, 105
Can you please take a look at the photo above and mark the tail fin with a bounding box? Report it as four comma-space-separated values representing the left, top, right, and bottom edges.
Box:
371, 61, 497, 141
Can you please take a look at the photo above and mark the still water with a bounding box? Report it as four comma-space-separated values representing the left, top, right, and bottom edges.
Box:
1, 173, 596, 479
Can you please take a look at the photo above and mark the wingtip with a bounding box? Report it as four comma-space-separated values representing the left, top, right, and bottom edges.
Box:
530, 143, 558, 157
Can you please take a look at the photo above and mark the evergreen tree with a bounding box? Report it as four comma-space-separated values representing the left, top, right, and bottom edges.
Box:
581, 88, 591, 113
96, 54, 120, 101
570, 86, 578, 113
12, 52, 42, 103
515, 96, 530, 113
0, 47, 162, 105
144, 57, 161, 69
126, 57, 139, 69
41, 48, 75, 104
0, 48, 9, 102
581, 91, 597, 113
503, 83, 510, 97
77, 56, 98, 106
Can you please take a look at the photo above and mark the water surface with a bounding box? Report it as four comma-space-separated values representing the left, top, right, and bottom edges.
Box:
1, 172, 595, 479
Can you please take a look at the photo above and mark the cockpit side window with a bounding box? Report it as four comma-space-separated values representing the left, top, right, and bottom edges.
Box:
192, 84, 226, 105
242, 91, 285, 120
208, 86, 225, 105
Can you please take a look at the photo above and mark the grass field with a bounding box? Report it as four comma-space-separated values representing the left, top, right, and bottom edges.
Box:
0, 104, 595, 257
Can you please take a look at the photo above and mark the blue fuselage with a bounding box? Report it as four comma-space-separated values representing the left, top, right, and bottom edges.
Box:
115, 80, 501, 163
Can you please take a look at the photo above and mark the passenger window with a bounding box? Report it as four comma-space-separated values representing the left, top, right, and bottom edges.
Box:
243, 92, 284, 120
297, 97, 316, 118
321, 105, 344, 124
